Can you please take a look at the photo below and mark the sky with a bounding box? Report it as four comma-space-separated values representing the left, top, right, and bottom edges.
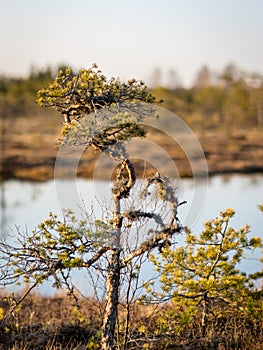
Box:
0, 0, 263, 86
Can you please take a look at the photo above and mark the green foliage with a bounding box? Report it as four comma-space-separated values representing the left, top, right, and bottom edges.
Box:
145, 208, 262, 332
36, 64, 158, 161
0, 210, 115, 288
37, 63, 156, 123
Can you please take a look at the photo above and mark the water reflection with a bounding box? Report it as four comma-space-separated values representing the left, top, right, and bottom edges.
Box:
0, 174, 262, 294
1, 174, 263, 238
0, 181, 7, 234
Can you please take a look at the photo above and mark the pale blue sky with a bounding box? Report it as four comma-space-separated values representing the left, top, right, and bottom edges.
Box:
0, 0, 262, 86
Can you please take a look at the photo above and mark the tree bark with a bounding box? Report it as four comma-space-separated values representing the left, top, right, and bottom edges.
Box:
101, 196, 122, 349
101, 159, 136, 349
101, 248, 121, 349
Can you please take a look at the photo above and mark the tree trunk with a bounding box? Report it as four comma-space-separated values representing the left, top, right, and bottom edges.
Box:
101, 196, 122, 349
101, 249, 121, 349
101, 159, 135, 349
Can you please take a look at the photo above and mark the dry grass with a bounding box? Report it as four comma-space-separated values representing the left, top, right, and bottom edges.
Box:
1, 292, 262, 349
1, 110, 263, 181
0, 293, 102, 350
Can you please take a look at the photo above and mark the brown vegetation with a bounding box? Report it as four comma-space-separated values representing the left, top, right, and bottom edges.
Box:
1, 64, 263, 181
1, 109, 263, 181
0, 292, 262, 349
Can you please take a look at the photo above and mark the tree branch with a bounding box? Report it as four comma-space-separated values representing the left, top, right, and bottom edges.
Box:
83, 246, 111, 268
121, 226, 181, 268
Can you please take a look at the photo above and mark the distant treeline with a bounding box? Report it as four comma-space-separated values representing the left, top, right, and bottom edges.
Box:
152, 64, 263, 128
0, 67, 53, 117
0, 64, 263, 129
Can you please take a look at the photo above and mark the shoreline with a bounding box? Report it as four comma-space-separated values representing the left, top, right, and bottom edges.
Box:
1, 158, 263, 182
1, 120, 263, 182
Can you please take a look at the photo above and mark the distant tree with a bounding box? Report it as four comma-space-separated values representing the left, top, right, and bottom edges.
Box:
0, 64, 183, 350
193, 85, 225, 121
222, 79, 250, 126
249, 85, 263, 127
193, 65, 212, 88
29, 65, 53, 81
167, 68, 182, 89
150, 67, 163, 87
219, 63, 240, 87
